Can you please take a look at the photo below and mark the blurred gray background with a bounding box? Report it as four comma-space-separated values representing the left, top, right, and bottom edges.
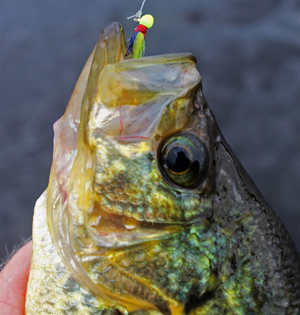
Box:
1, 0, 299, 259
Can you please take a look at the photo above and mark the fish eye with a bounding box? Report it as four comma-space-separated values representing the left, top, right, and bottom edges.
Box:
159, 133, 210, 188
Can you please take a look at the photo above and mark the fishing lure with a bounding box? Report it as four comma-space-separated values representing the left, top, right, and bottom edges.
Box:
126, 14, 154, 59
126, 0, 154, 59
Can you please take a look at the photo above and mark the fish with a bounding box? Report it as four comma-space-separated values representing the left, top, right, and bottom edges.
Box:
25, 22, 300, 315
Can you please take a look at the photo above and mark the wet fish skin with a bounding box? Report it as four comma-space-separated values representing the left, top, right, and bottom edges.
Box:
25, 22, 300, 315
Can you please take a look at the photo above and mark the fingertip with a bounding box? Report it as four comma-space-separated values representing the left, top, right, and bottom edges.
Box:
0, 241, 32, 315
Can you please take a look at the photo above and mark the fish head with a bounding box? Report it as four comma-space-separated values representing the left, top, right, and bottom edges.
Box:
47, 22, 262, 315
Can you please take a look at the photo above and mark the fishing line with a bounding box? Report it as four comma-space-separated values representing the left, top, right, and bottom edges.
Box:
127, 0, 147, 21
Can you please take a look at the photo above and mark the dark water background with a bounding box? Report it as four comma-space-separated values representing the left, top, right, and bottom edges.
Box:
1, 0, 300, 259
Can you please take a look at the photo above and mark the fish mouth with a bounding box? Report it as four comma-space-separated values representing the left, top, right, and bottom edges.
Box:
87, 207, 182, 249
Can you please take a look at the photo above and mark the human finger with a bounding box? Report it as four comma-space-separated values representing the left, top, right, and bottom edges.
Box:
0, 241, 32, 315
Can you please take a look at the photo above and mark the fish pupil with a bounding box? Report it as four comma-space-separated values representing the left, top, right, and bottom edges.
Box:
167, 147, 190, 173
